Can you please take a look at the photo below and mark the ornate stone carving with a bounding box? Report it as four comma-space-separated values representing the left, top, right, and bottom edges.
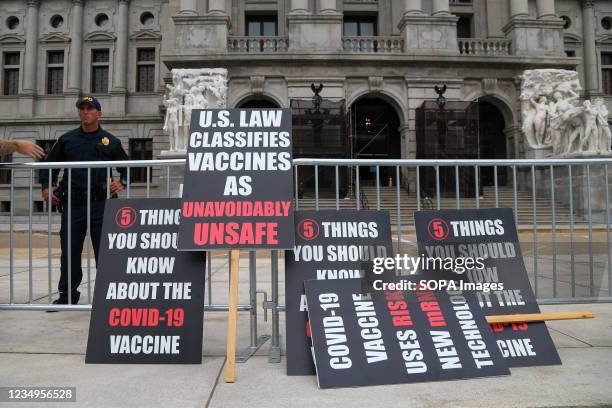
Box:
482, 78, 497, 94
520, 69, 612, 156
368, 76, 383, 93
250, 76, 265, 95
163, 69, 228, 152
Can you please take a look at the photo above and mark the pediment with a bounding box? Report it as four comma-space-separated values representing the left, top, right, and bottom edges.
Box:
596, 35, 612, 45
563, 33, 582, 44
39, 33, 72, 43
84, 31, 116, 42
0, 34, 25, 44
129, 30, 162, 41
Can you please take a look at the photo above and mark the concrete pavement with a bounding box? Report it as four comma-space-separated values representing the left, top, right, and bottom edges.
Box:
1, 250, 611, 407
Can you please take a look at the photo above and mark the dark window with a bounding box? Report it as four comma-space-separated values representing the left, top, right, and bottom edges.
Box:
566, 50, 576, 57
602, 53, 612, 95
0, 153, 13, 184
245, 14, 278, 36
136, 48, 155, 93
47, 51, 64, 94
6, 16, 20, 30
561, 15, 571, 29
91, 49, 109, 93
48, 51, 64, 64
50, 15, 64, 28
457, 16, 473, 38
343, 15, 377, 36
129, 138, 153, 183
3, 52, 20, 95
95, 13, 109, 27
35, 140, 56, 183
140, 12, 155, 26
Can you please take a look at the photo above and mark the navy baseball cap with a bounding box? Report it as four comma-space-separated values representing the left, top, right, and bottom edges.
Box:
76, 96, 102, 111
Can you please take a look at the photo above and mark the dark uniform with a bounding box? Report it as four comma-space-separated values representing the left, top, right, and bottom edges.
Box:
41, 119, 128, 304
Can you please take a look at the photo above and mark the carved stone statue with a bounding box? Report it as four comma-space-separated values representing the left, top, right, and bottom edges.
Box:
520, 69, 612, 156
162, 68, 228, 152
163, 97, 180, 152
594, 98, 612, 153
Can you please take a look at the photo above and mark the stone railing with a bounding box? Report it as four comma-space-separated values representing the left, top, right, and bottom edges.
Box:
342, 36, 404, 53
227, 36, 289, 53
458, 38, 512, 56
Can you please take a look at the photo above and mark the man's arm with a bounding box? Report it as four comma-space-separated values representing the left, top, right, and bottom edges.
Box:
0, 139, 45, 159
110, 140, 130, 194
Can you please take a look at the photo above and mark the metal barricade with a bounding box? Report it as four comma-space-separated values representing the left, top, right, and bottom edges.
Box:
1, 158, 611, 364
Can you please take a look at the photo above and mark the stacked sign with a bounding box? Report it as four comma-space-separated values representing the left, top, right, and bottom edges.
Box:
414, 208, 561, 367
305, 278, 510, 388
285, 210, 393, 375
86, 198, 205, 363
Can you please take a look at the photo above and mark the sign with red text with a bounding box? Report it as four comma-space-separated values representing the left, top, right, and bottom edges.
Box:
415, 208, 561, 367
86, 199, 205, 364
178, 109, 294, 250
285, 210, 393, 375
305, 278, 509, 388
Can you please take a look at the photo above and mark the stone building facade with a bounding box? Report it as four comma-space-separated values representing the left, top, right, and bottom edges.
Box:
0, 0, 611, 211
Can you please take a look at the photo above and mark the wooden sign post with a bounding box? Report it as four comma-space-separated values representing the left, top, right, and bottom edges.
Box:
178, 109, 295, 382
486, 311, 594, 324
225, 250, 241, 383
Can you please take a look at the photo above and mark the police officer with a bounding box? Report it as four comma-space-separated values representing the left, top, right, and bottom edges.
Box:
41, 96, 129, 305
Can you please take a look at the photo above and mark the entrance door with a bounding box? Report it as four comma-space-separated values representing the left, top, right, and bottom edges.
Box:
349, 97, 401, 185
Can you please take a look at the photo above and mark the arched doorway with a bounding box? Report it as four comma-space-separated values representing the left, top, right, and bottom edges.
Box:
237, 97, 280, 109
349, 97, 401, 185
477, 100, 507, 185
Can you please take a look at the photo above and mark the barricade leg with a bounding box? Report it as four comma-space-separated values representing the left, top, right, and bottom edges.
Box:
237, 251, 270, 363
268, 250, 281, 363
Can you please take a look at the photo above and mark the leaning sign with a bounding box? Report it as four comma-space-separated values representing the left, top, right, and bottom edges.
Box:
414, 208, 561, 367
86, 198, 205, 364
178, 109, 294, 250
285, 210, 393, 375
305, 278, 509, 388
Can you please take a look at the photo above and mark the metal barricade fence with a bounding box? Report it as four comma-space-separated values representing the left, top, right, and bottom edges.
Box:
1, 158, 611, 362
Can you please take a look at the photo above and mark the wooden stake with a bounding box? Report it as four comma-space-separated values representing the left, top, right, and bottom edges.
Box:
486, 311, 594, 324
225, 250, 240, 383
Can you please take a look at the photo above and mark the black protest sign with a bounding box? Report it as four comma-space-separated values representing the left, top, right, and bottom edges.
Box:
285, 210, 393, 375
86, 198, 205, 364
178, 108, 294, 251
414, 208, 561, 367
305, 278, 509, 388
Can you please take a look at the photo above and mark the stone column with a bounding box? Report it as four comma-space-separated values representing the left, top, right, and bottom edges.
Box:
432, 0, 450, 16
179, 0, 197, 15
509, 0, 529, 19
22, 0, 40, 95
319, 0, 337, 14
208, 0, 227, 14
113, 0, 129, 93
403, 0, 423, 15
582, 0, 599, 97
290, 0, 310, 13
20, 0, 39, 116
536, 0, 556, 19
67, 0, 84, 93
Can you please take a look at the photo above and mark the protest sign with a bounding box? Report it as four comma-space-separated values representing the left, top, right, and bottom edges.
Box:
86, 198, 205, 364
178, 109, 294, 251
414, 208, 561, 367
285, 210, 392, 375
305, 278, 509, 388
